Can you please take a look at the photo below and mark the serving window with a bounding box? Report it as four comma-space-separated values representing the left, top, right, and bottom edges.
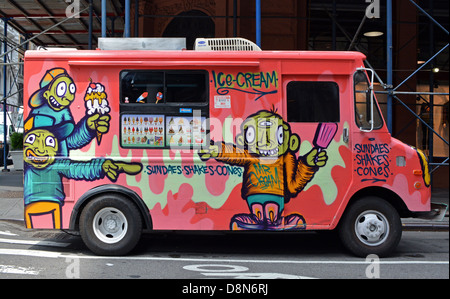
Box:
120, 70, 209, 149
120, 70, 207, 104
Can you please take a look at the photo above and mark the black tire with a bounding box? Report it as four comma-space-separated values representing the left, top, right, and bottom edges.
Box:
79, 194, 142, 256
338, 197, 402, 257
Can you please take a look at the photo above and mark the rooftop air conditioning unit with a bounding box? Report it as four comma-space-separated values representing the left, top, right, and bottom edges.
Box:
195, 38, 261, 51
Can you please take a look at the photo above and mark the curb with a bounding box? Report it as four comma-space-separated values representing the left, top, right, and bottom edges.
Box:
402, 223, 449, 231
0, 186, 23, 192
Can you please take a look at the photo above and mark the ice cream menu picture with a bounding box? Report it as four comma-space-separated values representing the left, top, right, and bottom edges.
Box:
121, 114, 165, 148
166, 116, 206, 147
121, 114, 207, 148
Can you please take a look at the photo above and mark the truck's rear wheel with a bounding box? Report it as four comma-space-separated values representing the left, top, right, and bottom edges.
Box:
338, 197, 402, 257
79, 194, 142, 256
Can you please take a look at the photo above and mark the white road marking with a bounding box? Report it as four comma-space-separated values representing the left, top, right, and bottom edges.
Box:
0, 237, 70, 248
0, 231, 18, 236
0, 264, 41, 275
183, 264, 317, 279
58, 255, 450, 265
0, 248, 448, 265
0, 248, 62, 258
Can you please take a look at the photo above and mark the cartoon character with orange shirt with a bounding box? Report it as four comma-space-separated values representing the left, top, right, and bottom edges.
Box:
200, 109, 334, 230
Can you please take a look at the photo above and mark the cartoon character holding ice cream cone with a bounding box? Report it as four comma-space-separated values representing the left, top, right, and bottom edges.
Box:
24, 72, 131, 229
26, 68, 110, 156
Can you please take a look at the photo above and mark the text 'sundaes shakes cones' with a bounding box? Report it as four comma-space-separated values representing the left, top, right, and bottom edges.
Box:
84, 80, 110, 145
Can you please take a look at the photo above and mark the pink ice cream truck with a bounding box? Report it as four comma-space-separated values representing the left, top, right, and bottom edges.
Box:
23, 38, 432, 256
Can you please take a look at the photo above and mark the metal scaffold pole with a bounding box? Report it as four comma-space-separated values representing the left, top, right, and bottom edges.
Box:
102, 0, 107, 37
386, 0, 393, 134
256, 0, 261, 47
2, 18, 9, 171
124, 0, 130, 37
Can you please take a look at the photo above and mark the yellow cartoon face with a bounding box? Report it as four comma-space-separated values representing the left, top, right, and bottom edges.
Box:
43, 76, 76, 111
24, 129, 58, 169
237, 111, 300, 157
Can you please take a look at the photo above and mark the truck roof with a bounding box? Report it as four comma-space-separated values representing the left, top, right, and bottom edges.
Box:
24, 50, 366, 75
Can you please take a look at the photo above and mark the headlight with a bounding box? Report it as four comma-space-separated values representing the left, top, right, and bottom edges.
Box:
416, 148, 431, 187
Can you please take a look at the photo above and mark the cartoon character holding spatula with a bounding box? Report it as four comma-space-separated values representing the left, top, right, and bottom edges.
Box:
199, 109, 337, 230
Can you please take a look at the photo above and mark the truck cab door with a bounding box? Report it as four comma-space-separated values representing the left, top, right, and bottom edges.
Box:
281, 75, 351, 230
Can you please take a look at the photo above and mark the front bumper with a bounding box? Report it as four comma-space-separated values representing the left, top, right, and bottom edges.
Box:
412, 202, 448, 221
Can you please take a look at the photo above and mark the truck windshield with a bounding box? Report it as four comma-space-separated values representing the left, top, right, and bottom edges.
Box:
354, 70, 383, 130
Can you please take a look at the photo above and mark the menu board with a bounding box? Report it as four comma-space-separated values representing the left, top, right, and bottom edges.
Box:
166, 116, 207, 147
121, 114, 165, 148
121, 114, 207, 148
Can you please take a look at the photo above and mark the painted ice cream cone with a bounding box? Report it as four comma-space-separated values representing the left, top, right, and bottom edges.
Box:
312, 123, 338, 162
95, 130, 103, 145
93, 118, 103, 144
84, 80, 110, 145
313, 123, 338, 150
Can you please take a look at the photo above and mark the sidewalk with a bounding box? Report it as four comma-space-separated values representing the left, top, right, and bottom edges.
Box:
0, 164, 24, 221
0, 164, 448, 229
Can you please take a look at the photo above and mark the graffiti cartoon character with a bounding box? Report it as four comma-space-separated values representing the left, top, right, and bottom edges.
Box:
200, 110, 332, 230
26, 68, 110, 156
23, 127, 142, 229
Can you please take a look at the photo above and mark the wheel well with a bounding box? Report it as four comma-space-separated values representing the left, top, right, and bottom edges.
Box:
69, 185, 153, 231
347, 187, 413, 218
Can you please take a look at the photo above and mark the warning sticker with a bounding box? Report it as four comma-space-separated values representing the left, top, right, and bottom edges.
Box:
214, 95, 231, 109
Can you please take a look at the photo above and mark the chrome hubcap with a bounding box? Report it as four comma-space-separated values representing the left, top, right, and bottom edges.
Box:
93, 208, 128, 244
355, 210, 389, 246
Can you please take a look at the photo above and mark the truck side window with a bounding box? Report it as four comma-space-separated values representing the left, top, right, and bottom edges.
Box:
120, 70, 208, 104
287, 81, 340, 122
121, 71, 164, 104
166, 72, 207, 103
354, 71, 383, 130
119, 70, 209, 149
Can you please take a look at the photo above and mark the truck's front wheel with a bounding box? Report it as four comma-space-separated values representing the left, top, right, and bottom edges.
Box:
338, 197, 402, 257
79, 194, 142, 256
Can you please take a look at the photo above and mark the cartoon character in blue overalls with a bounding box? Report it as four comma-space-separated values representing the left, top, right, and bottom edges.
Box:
25, 68, 110, 156
23, 126, 142, 229
23, 68, 115, 228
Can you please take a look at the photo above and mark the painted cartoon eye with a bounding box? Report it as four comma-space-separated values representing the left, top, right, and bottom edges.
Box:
45, 136, 56, 148
25, 134, 36, 144
277, 125, 284, 145
56, 81, 67, 97
69, 83, 76, 94
245, 126, 255, 143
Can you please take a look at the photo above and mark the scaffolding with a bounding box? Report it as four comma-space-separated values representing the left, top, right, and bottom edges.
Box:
383, 0, 449, 183
1, 0, 448, 186
1, 18, 23, 169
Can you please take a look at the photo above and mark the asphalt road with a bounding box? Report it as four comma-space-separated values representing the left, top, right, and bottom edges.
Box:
0, 220, 448, 281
